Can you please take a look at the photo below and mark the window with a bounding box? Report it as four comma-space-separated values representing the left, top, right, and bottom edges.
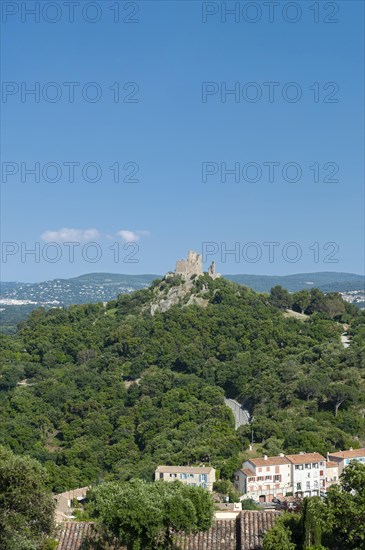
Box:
189, 474, 194, 478
296, 483, 302, 491
248, 477, 254, 482
320, 471, 324, 476
170, 474, 177, 478
306, 482, 310, 490
199, 474, 208, 483
159, 473, 163, 479
265, 475, 272, 480
249, 486, 254, 492
235, 475, 239, 481
201, 483, 207, 489
266, 467, 270, 472
313, 463, 318, 468
313, 480, 318, 488
258, 467, 262, 473
180, 473, 187, 480
257, 476, 264, 481
274, 475, 281, 482
275, 466, 280, 473
305, 464, 311, 469
307, 473, 311, 478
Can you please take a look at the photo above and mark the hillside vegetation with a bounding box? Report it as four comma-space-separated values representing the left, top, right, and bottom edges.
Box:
0, 275, 364, 492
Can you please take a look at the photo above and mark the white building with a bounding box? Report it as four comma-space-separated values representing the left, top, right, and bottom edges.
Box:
234, 455, 291, 503
286, 453, 326, 498
327, 447, 365, 476
154, 465, 215, 491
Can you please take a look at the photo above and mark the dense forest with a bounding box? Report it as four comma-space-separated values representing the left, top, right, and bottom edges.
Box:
0, 275, 364, 492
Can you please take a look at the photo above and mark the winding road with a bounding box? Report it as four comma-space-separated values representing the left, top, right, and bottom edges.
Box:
224, 398, 250, 429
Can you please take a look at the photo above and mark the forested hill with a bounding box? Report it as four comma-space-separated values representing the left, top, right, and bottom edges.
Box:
0, 274, 364, 493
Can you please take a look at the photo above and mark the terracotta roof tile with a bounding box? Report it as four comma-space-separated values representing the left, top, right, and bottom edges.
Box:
286, 453, 325, 464
240, 468, 255, 477
248, 457, 290, 467
240, 511, 280, 550
328, 448, 365, 460
326, 461, 339, 468
57, 522, 96, 550
57, 513, 280, 550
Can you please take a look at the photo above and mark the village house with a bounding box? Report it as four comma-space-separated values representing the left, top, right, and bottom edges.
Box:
327, 447, 365, 476
235, 452, 335, 501
325, 460, 339, 490
54, 487, 89, 523
286, 453, 326, 498
234, 454, 291, 503
155, 465, 216, 491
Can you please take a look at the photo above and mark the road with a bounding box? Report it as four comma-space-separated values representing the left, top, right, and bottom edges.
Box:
341, 333, 351, 348
224, 398, 250, 429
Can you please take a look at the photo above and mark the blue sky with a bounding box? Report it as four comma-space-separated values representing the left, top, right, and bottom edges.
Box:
1, 0, 364, 281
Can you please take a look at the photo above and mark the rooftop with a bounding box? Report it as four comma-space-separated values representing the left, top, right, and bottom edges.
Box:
326, 461, 339, 468
56, 513, 280, 550
240, 468, 255, 477
286, 452, 325, 464
248, 456, 290, 467
328, 448, 365, 459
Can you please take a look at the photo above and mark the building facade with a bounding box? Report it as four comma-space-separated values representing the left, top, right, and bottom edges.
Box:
235, 455, 291, 502
327, 448, 365, 476
286, 453, 326, 498
155, 465, 216, 491
325, 460, 339, 490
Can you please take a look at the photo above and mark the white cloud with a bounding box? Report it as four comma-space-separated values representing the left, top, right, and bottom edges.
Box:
41, 228, 100, 242
116, 229, 149, 242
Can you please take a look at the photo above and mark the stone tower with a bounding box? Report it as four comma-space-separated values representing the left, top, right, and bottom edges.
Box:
175, 250, 203, 279
174, 251, 221, 280
208, 260, 220, 279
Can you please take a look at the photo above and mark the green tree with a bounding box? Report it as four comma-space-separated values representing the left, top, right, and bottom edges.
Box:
0, 446, 55, 550
325, 461, 365, 549
301, 497, 326, 549
263, 521, 295, 550
326, 384, 359, 417
292, 290, 311, 314
89, 479, 214, 550
269, 286, 292, 310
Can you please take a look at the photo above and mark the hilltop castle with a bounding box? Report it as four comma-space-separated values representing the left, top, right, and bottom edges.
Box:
175, 250, 220, 280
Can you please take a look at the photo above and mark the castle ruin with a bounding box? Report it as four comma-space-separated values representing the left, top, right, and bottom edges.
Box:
175, 250, 220, 280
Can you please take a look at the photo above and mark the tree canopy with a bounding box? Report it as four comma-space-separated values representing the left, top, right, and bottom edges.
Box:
0, 276, 363, 492
0, 446, 55, 550
88, 479, 214, 550
263, 461, 365, 550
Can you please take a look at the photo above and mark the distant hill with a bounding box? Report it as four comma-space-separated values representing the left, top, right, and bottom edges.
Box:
1, 271, 364, 333
225, 272, 365, 292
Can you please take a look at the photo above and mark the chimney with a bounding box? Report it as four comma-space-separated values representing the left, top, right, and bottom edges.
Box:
263, 455, 268, 460
350, 447, 353, 451
299, 452, 305, 455
279, 453, 285, 457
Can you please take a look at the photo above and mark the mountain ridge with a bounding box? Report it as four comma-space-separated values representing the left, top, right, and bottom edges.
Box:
1, 271, 364, 334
